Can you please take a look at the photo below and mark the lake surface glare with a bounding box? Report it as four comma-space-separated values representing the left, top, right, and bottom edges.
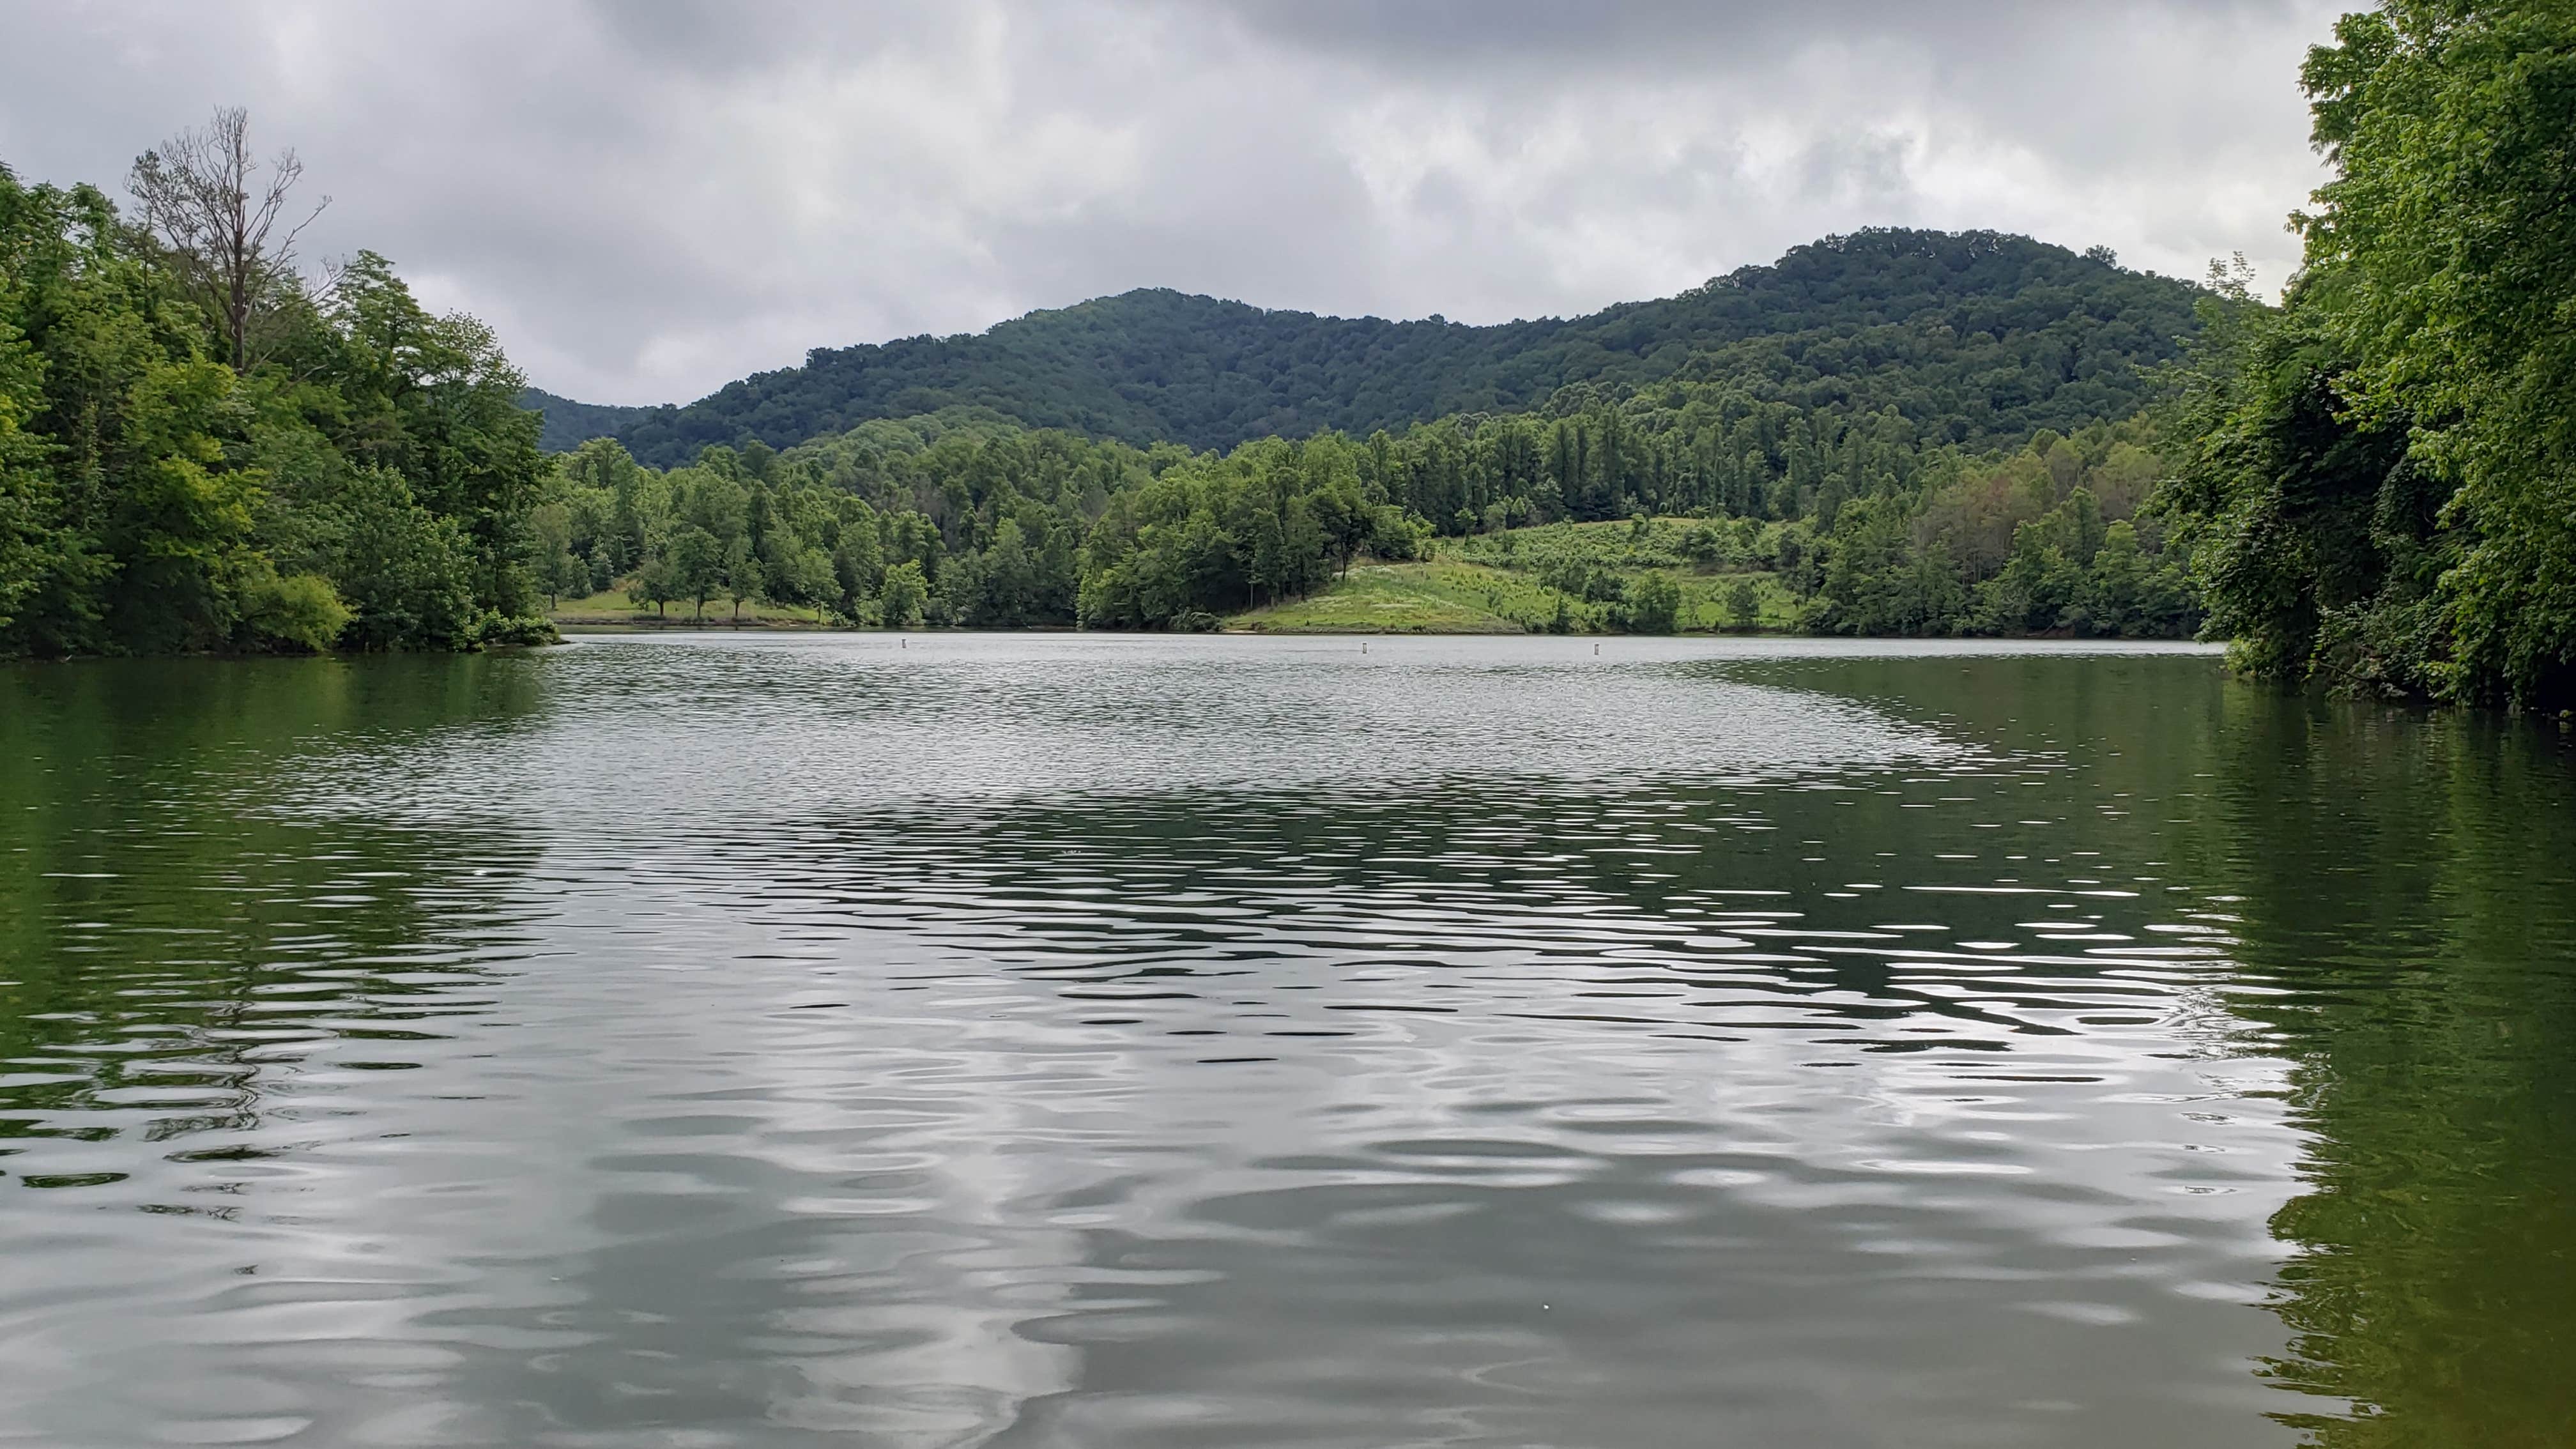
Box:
2, 634, 2570, 1448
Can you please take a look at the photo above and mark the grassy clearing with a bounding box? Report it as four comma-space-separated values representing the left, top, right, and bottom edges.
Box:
1229, 518, 1805, 634
1229, 564, 1531, 633
1448, 517, 1802, 629
1666, 571, 1802, 632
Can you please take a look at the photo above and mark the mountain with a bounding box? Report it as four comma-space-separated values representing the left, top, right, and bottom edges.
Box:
534, 229, 2206, 466
520, 388, 659, 454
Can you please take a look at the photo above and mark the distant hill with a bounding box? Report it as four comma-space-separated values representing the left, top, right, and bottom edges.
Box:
519, 388, 659, 454
530, 229, 2205, 465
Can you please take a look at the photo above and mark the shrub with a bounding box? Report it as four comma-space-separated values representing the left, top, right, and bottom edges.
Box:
242, 571, 350, 653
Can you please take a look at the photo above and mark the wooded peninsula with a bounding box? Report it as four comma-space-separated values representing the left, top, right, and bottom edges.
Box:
3, 2, 2569, 710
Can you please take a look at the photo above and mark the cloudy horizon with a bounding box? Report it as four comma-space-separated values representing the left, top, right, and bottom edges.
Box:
1, 0, 2343, 406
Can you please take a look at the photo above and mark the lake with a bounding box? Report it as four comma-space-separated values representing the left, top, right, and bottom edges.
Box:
2, 634, 2570, 1448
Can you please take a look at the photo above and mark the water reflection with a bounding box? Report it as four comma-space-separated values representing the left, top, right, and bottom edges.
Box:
0, 636, 2568, 1446
0, 656, 551, 1445
2200, 696, 2576, 1447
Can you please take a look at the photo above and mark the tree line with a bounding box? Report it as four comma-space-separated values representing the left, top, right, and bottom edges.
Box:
533, 392, 2196, 639
1, 110, 549, 659
536, 417, 1432, 631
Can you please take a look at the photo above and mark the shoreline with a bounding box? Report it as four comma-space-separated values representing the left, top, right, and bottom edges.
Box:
550, 618, 2212, 645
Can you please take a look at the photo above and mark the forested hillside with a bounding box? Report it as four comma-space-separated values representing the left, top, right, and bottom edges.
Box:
523, 388, 654, 454
573, 230, 2202, 466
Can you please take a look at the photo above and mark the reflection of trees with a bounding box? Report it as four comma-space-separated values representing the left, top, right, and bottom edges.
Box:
0, 656, 548, 1190
1669, 653, 2576, 1442
2207, 692, 2576, 1445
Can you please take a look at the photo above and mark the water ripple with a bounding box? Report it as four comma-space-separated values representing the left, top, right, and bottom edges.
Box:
3, 636, 2570, 1447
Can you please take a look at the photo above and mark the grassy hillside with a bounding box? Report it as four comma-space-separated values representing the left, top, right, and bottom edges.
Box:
553, 229, 2201, 466
1229, 564, 1541, 634
1227, 521, 1803, 635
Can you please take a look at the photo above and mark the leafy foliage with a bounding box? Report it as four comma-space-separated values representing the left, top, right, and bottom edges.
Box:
537, 414, 1427, 632
2165, 2, 2576, 709
0, 142, 551, 658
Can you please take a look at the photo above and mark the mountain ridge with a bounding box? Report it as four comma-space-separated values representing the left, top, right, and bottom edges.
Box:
522, 388, 658, 454
523, 227, 2205, 465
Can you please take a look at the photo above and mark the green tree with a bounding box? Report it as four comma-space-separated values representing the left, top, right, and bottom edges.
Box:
973, 518, 1038, 625
2078, 519, 2148, 636
833, 522, 885, 617
321, 467, 476, 650
325, 251, 549, 627
2170, 3, 2576, 707
238, 567, 349, 652
668, 526, 723, 621
878, 558, 928, 627
530, 500, 585, 608
629, 551, 677, 618
1816, 494, 1964, 636
763, 543, 835, 620
1624, 571, 1682, 634
722, 537, 758, 622
1726, 576, 1762, 631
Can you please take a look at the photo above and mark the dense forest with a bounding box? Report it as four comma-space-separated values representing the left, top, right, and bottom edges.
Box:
537, 231, 2204, 467
530, 393, 2193, 640
0, 111, 551, 658
2160, 0, 2576, 710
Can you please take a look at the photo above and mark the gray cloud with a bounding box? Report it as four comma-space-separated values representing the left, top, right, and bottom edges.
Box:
0, 0, 2339, 405
1186, 0, 2316, 68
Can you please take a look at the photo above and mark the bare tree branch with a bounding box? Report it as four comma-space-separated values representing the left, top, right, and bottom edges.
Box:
128, 106, 329, 371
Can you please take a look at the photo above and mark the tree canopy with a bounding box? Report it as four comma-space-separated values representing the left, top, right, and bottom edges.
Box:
0, 112, 551, 659
524, 387, 656, 454
2164, 0, 2576, 710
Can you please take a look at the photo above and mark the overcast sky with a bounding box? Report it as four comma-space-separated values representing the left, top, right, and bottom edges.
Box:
1, 1, 2343, 405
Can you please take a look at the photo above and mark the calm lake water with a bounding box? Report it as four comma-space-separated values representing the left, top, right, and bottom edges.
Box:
2, 634, 2570, 1448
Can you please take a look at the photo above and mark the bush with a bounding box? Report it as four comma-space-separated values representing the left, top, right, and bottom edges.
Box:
242, 571, 350, 653
471, 611, 560, 648
1725, 577, 1762, 630
1621, 572, 1682, 634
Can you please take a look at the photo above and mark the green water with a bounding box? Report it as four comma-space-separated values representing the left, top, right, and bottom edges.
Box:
1, 635, 2569, 1447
